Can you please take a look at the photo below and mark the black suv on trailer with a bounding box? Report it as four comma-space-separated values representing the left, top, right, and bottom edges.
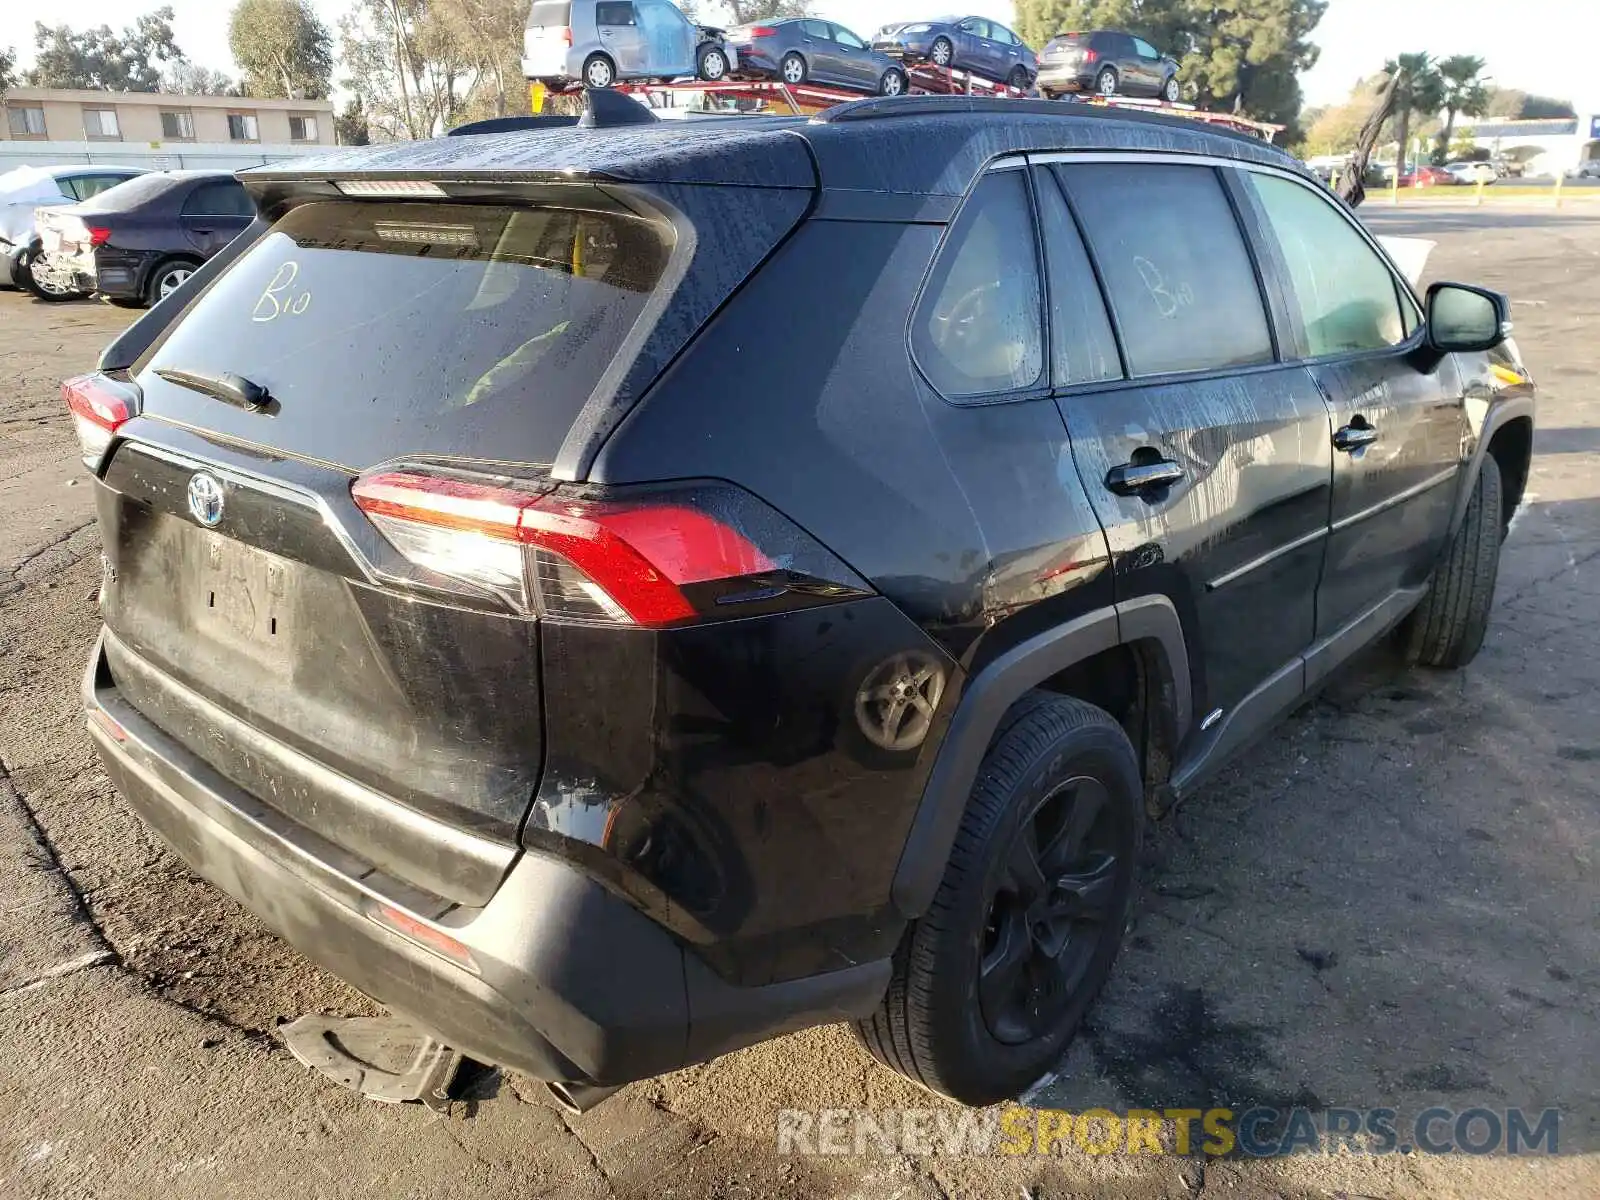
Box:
74, 93, 1534, 1108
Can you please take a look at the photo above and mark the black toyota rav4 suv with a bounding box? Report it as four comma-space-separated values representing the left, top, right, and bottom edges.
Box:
73, 93, 1534, 1109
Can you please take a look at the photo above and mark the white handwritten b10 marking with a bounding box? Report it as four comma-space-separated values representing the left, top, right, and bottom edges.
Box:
1133, 255, 1194, 319
251, 260, 312, 323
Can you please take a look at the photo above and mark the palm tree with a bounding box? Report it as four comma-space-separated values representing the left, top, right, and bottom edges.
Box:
1382, 52, 1445, 177
1434, 55, 1490, 163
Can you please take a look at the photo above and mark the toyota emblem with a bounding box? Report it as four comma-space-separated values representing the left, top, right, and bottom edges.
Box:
186, 472, 226, 527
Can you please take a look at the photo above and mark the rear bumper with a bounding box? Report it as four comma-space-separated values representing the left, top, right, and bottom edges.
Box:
1036, 65, 1093, 91
83, 628, 886, 1086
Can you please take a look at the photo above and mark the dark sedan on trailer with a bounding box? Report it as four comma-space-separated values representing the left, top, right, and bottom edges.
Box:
1036, 29, 1181, 100
34, 170, 255, 308
871, 15, 1037, 89
727, 19, 909, 95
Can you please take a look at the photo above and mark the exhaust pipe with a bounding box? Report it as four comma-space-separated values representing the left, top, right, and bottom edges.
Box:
546, 1078, 623, 1114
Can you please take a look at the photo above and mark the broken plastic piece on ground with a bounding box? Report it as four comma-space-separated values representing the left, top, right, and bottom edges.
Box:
278, 1013, 468, 1111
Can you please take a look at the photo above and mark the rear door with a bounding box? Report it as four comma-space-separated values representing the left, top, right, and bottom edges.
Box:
1236, 167, 1463, 642
1043, 158, 1334, 723
179, 180, 254, 256
595, 0, 647, 73
800, 20, 841, 83
960, 18, 1001, 77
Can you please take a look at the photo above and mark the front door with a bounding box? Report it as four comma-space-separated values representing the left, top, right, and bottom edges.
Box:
1130, 36, 1163, 95
1041, 160, 1333, 722
1235, 168, 1465, 643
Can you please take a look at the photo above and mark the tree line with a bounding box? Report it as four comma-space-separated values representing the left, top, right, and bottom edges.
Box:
0, 0, 531, 145
1302, 52, 1577, 164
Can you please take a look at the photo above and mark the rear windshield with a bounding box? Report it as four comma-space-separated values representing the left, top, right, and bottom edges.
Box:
78, 173, 185, 210
136, 199, 673, 469
528, 1, 571, 27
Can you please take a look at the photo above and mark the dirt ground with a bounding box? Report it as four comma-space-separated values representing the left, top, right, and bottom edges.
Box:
2, 205, 1597, 1199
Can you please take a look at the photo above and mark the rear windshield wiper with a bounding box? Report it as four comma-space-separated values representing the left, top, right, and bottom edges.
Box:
154, 367, 274, 413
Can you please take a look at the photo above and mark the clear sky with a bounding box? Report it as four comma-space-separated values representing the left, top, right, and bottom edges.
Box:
8, 0, 1592, 114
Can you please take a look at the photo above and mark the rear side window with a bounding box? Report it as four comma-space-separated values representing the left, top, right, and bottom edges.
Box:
802, 20, 832, 39
913, 170, 1044, 399
182, 182, 253, 217
136, 201, 672, 468
1033, 168, 1121, 386
1060, 163, 1273, 377
1244, 171, 1410, 357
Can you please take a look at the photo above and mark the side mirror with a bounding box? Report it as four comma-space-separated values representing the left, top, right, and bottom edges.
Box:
1426, 282, 1511, 353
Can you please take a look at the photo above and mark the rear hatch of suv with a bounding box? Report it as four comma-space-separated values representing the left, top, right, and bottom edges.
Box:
90, 171, 810, 907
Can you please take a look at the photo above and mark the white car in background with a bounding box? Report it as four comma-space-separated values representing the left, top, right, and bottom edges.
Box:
1443, 160, 1497, 185
0, 164, 146, 295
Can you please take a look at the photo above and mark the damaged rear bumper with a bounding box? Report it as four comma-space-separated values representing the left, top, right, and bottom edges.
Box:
83, 628, 886, 1088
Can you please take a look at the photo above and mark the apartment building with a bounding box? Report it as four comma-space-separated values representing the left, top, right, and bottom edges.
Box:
2, 87, 336, 148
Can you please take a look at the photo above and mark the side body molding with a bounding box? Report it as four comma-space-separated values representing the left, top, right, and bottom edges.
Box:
890, 596, 1191, 918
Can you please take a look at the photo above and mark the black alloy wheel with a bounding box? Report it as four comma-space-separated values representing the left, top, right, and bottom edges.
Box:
980, 773, 1124, 1044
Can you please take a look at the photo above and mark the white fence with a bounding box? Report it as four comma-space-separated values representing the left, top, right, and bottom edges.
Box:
0, 140, 330, 173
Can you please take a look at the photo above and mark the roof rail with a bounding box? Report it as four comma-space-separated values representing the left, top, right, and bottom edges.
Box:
813, 94, 1156, 124
810, 93, 1276, 144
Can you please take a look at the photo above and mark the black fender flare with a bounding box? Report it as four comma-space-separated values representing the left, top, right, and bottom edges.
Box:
889, 595, 1191, 917
1445, 390, 1535, 540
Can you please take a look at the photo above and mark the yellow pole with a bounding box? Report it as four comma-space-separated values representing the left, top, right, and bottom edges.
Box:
1390, 165, 1401, 206
1475, 177, 1485, 207
1554, 172, 1564, 209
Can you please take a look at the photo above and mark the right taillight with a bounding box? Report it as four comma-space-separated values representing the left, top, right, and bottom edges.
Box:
352, 469, 870, 626
1083, 48, 1099, 63
63, 373, 139, 470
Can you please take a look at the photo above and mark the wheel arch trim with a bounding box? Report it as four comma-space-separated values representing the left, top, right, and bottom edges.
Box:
1448, 392, 1535, 540
890, 597, 1190, 917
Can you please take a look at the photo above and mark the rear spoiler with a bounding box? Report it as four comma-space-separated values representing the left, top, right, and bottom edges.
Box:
98, 216, 272, 373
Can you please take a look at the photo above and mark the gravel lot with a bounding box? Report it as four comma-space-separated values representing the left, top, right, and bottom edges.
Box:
2, 205, 1597, 1199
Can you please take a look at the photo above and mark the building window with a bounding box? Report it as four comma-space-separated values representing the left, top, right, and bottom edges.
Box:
83, 108, 121, 138
288, 115, 318, 142
160, 111, 195, 140
227, 113, 260, 141
7, 106, 47, 138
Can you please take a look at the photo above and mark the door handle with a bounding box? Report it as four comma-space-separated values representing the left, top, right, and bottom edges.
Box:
1106, 458, 1184, 496
1333, 422, 1379, 452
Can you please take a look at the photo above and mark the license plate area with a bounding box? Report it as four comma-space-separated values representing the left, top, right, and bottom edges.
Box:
194, 531, 295, 668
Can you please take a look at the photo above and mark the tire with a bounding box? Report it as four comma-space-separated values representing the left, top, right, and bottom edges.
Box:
1007, 65, 1030, 91
929, 37, 953, 68
1401, 456, 1503, 670
855, 694, 1142, 1105
697, 44, 728, 82
779, 52, 807, 85
878, 69, 906, 97
1095, 66, 1118, 95
1162, 75, 1180, 102
583, 53, 615, 89
145, 259, 199, 308
19, 251, 83, 303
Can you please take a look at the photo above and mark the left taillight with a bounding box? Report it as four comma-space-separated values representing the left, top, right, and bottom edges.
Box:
62, 373, 139, 471
86, 225, 111, 247
351, 468, 870, 626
